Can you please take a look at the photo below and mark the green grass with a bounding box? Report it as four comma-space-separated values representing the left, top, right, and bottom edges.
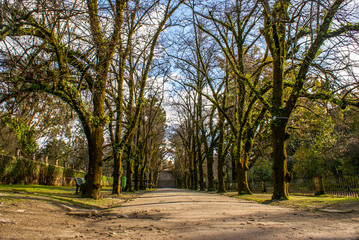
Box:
0, 184, 141, 209
0, 195, 25, 204
224, 192, 359, 211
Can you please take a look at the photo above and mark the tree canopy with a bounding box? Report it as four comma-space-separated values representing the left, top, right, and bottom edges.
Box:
1, 0, 359, 200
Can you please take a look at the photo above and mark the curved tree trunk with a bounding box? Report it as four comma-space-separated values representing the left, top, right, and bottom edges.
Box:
237, 161, 251, 195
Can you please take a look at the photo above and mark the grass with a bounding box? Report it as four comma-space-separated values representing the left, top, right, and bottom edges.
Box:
224, 192, 359, 211
2, 185, 357, 212
0, 184, 141, 209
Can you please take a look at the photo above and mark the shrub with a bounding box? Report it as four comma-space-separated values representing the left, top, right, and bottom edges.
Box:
0, 154, 86, 186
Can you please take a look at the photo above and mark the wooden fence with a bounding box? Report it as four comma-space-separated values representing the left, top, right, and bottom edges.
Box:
248, 175, 359, 197
211, 175, 359, 197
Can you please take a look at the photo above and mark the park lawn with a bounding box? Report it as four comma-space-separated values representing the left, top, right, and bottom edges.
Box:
0, 184, 140, 209
224, 192, 359, 211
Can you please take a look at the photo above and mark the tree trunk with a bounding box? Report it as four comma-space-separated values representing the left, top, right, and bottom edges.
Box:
237, 135, 255, 195
261, 181, 267, 193
83, 129, 104, 199
199, 162, 204, 191
207, 150, 214, 191
231, 150, 237, 182
217, 154, 226, 193
314, 177, 325, 195
139, 166, 146, 190
134, 163, 140, 191
272, 121, 289, 200
149, 171, 153, 189
217, 113, 226, 193
193, 167, 198, 190
126, 159, 134, 191
112, 150, 123, 194
237, 161, 251, 195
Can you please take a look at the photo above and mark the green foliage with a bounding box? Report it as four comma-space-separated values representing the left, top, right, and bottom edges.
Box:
249, 158, 272, 181
0, 154, 16, 183
46, 165, 64, 185
0, 114, 37, 156
0, 154, 41, 184
0, 154, 86, 186
293, 147, 329, 178
101, 176, 113, 186
289, 103, 359, 178
289, 101, 338, 178
42, 139, 71, 166
38, 164, 48, 185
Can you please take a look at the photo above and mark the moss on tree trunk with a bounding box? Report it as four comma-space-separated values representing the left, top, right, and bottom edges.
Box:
271, 121, 289, 200
207, 151, 215, 191
83, 128, 104, 200
237, 162, 251, 195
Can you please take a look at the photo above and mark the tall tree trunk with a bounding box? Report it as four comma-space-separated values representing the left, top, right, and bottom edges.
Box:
199, 162, 204, 190
237, 159, 251, 194
272, 120, 290, 199
237, 134, 256, 194
83, 128, 104, 199
139, 152, 148, 190
112, 100, 123, 194
207, 149, 214, 191
126, 159, 134, 191
149, 171, 153, 189
124, 139, 134, 192
134, 162, 140, 191
193, 166, 198, 190
217, 112, 226, 193
185, 173, 191, 189
190, 134, 197, 190
231, 147, 237, 182
189, 155, 194, 189
112, 150, 123, 194
261, 0, 290, 200
139, 166, 146, 190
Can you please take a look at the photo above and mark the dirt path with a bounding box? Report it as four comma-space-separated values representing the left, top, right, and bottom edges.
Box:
1, 188, 359, 239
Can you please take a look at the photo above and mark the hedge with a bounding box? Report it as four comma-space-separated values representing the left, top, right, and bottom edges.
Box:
0, 154, 86, 186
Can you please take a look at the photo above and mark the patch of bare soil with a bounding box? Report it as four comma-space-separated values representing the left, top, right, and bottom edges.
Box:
1, 189, 359, 240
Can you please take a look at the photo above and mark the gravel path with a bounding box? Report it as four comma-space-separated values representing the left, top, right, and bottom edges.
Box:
1, 188, 359, 239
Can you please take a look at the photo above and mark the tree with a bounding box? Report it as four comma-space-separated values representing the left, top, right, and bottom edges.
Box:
0, 0, 128, 199
0, 113, 36, 157
289, 101, 359, 178
259, 0, 359, 199
107, 0, 185, 195
191, 0, 271, 194
0, 0, 184, 199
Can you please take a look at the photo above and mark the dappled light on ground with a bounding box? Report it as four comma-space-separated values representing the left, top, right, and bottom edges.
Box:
1, 188, 358, 239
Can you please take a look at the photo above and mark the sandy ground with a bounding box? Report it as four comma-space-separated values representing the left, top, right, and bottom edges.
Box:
1, 188, 359, 240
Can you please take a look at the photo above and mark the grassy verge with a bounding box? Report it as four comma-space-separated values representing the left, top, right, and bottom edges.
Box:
0, 184, 142, 209
223, 192, 359, 212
